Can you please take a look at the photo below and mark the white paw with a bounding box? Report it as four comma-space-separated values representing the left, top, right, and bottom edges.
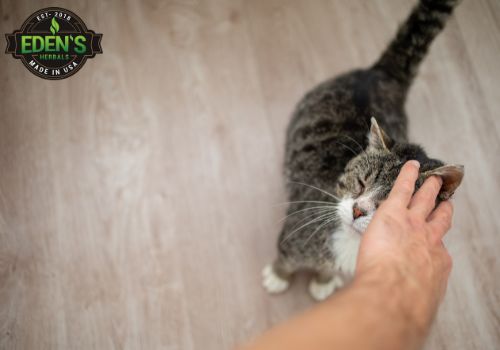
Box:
262, 264, 290, 294
308, 276, 344, 301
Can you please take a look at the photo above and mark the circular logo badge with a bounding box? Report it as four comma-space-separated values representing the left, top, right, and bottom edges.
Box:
5, 7, 103, 80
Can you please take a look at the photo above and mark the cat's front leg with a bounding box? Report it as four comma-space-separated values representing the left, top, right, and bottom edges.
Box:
262, 258, 296, 294
308, 274, 344, 301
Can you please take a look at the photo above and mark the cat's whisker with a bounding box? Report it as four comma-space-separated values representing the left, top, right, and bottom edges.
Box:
342, 134, 365, 154
288, 181, 341, 201
274, 200, 336, 207
302, 215, 339, 246
343, 135, 372, 166
335, 140, 360, 157
336, 140, 373, 175
336, 135, 373, 172
278, 205, 336, 223
280, 211, 336, 245
287, 207, 337, 230
341, 135, 373, 171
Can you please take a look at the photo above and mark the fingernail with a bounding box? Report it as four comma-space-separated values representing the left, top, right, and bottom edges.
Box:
408, 160, 420, 169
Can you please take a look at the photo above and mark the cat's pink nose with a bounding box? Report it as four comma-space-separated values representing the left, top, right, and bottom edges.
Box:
353, 203, 367, 219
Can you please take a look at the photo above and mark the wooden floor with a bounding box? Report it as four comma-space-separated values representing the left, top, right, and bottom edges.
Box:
1, 0, 499, 349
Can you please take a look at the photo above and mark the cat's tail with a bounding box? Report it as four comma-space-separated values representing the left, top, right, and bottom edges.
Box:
372, 0, 460, 86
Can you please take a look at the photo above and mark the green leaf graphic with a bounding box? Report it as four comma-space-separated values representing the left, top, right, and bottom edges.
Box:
50, 17, 60, 35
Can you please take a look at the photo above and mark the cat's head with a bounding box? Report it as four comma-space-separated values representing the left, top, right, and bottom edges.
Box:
335, 118, 464, 234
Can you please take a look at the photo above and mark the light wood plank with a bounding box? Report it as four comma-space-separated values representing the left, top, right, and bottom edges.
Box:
0, 0, 499, 349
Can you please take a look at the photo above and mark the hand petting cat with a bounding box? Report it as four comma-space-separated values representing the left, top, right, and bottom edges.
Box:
356, 160, 453, 332
244, 161, 455, 350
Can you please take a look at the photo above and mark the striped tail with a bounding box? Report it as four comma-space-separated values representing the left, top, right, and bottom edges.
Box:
373, 0, 461, 86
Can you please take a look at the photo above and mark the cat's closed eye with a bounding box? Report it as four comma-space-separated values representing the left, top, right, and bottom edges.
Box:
355, 177, 365, 197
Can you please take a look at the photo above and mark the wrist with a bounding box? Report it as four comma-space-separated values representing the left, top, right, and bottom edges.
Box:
354, 264, 434, 342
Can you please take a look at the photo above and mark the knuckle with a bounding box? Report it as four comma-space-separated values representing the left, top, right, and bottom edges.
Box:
445, 209, 452, 220
435, 205, 453, 231
400, 180, 415, 192
437, 218, 451, 232
441, 213, 453, 230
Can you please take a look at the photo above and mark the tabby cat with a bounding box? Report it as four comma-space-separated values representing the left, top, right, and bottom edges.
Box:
263, 0, 464, 301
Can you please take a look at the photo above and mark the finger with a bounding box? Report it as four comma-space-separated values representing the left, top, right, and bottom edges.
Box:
387, 160, 420, 208
428, 201, 454, 240
409, 176, 443, 218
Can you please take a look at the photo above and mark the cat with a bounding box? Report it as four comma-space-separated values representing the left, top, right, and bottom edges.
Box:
263, 0, 464, 301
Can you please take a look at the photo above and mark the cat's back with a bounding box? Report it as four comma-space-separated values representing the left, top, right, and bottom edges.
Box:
284, 68, 406, 183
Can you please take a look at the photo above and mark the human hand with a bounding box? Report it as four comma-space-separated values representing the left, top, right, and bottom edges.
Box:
355, 160, 453, 331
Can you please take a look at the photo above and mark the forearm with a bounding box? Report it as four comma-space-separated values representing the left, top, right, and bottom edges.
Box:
242, 270, 432, 350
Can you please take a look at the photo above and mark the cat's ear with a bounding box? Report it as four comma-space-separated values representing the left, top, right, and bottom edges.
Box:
423, 164, 464, 200
367, 117, 392, 151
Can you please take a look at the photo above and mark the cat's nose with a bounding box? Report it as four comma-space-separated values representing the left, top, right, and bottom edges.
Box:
352, 203, 367, 220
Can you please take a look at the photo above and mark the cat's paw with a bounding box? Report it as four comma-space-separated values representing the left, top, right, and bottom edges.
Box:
262, 264, 290, 294
308, 276, 344, 301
